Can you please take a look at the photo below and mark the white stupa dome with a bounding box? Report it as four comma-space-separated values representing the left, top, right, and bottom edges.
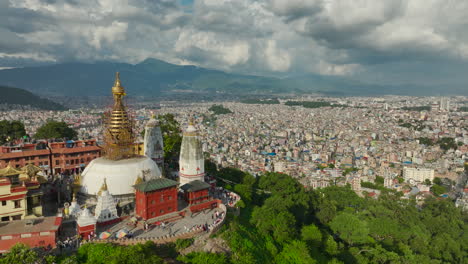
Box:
80, 156, 161, 196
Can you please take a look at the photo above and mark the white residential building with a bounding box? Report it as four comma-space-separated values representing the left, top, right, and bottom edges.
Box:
403, 167, 435, 183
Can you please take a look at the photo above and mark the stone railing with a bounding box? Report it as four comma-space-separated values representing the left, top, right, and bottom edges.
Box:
208, 203, 227, 234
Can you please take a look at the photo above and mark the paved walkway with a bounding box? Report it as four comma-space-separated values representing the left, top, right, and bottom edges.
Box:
97, 207, 223, 239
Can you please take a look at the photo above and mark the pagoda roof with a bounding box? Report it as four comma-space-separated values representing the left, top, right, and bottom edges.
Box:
134, 178, 179, 193
180, 180, 210, 192
21, 163, 41, 177
0, 165, 22, 177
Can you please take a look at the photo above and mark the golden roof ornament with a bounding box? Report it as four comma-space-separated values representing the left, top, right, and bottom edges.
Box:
112, 72, 125, 97
97, 178, 108, 196
134, 176, 143, 185
103, 72, 136, 160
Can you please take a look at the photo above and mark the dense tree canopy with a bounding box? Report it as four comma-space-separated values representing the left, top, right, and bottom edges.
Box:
220, 170, 467, 264
157, 113, 182, 162
0, 120, 26, 145
34, 121, 77, 139
208, 104, 233, 115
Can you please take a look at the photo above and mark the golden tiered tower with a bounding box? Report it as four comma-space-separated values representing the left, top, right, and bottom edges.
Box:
103, 72, 136, 160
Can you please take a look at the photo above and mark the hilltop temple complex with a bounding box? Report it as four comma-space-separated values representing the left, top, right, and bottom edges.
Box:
73, 72, 218, 228
79, 73, 162, 204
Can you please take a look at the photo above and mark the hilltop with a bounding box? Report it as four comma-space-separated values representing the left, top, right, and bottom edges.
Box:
0, 58, 466, 97
0, 85, 65, 110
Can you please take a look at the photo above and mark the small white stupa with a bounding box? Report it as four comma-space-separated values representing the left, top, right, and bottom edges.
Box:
77, 206, 97, 228
94, 179, 119, 223
69, 193, 81, 217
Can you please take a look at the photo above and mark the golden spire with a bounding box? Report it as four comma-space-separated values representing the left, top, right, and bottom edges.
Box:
112, 72, 126, 97
103, 72, 136, 160
134, 176, 143, 185
98, 178, 108, 196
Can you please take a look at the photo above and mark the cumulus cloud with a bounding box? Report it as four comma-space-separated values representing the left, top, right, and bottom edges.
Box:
0, 0, 467, 85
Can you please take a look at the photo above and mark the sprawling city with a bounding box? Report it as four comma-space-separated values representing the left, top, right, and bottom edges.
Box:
1, 0, 467, 263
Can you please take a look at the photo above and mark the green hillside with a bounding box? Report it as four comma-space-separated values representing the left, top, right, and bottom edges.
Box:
0, 85, 65, 110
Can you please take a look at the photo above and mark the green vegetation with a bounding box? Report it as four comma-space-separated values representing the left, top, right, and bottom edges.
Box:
0, 243, 55, 264
401, 106, 431, 111
398, 120, 429, 131
360, 181, 389, 192
158, 114, 182, 162
342, 167, 359, 176
214, 168, 467, 264
437, 137, 458, 151
0, 85, 65, 110
431, 177, 448, 196
0, 120, 26, 145
177, 252, 229, 264
431, 184, 447, 196
34, 121, 77, 139
208, 104, 233, 115
417, 137, 434, 146
285, 101, 348, 108
175, 238, 194, 251
240, 99, 280, 104
70, 241, 164, 263
458, 107, 468, 112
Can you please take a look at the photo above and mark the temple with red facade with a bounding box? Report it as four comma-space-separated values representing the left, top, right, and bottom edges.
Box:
180, 180, 217, 213
134, 178, 179, 221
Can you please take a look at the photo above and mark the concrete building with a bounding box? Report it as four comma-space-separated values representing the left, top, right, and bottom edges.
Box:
403, 167, 435, 183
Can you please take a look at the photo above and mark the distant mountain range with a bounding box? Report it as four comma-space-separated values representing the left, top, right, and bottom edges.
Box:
0, 58, 466, 97
0, 85, 65, 110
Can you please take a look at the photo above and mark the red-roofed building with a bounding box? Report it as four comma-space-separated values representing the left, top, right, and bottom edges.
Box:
0, 216, 62, 253
0, 139, 101, 174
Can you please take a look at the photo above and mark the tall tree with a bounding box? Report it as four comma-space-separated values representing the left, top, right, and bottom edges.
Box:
34, 121, 77, 139
0, 120, 26, 145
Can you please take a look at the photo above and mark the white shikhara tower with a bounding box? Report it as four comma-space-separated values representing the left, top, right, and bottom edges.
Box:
94, 180, 119, 223
144, 113, 164, 172
179, 119, 205, 186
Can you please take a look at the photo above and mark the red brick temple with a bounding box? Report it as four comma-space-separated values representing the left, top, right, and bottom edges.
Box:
134, 178, 179, 221
180, 180, 217, 212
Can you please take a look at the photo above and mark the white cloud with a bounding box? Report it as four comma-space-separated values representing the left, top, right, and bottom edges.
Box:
1, 0, 468, 86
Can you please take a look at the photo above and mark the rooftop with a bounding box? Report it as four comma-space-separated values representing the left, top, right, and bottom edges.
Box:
180, 180, 211, 192
134, 178, 179, 192
0, 216, 61, 236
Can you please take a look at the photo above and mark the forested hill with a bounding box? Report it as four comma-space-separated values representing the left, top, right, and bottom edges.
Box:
0, 58, 466, 97
0, 86, 65, 110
